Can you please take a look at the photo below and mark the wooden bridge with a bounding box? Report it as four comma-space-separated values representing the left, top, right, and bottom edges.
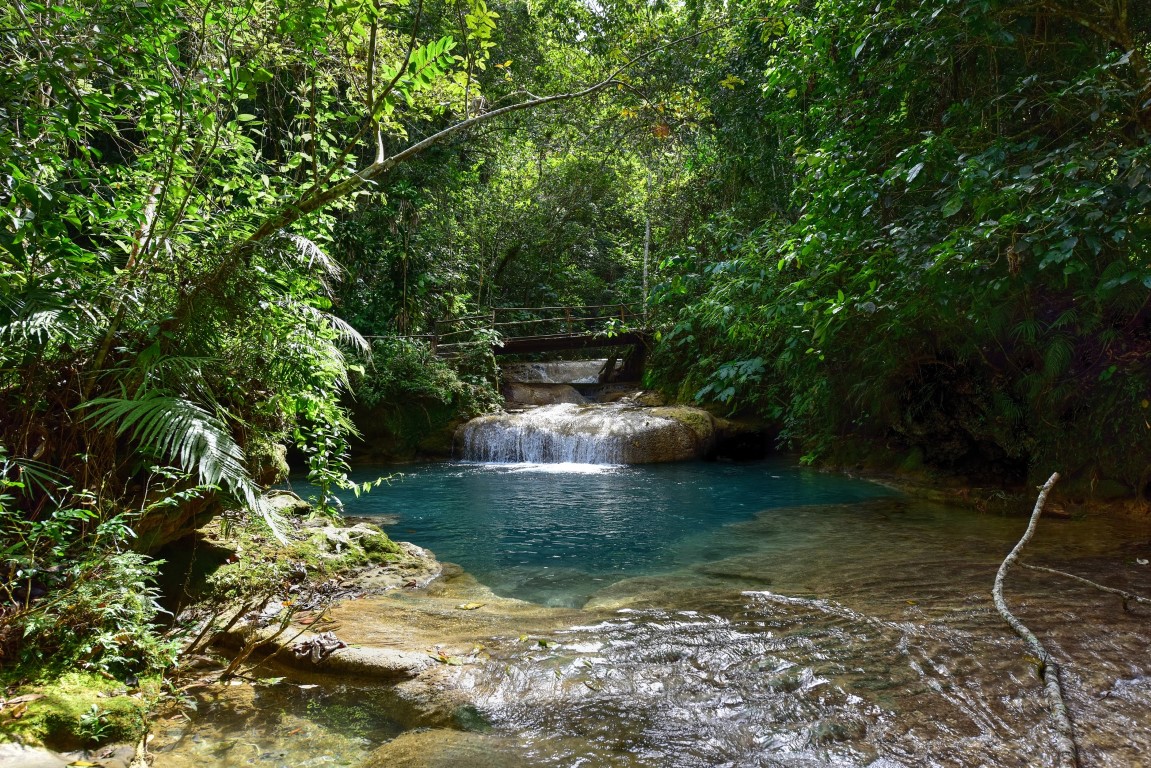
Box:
388, 303, 649, 357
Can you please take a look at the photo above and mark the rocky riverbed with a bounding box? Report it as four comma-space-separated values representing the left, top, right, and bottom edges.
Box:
143, 488, 1151, 768
149, 558, 600, 767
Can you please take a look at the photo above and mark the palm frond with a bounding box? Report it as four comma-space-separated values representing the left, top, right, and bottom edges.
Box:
283, 234, 343, 279
0, 309, 70, 344
5, 456, 71, 503
81, 392, 290, 542
299, 305, 371, 357
83, 393, 250, 494
0, 280, 108, 352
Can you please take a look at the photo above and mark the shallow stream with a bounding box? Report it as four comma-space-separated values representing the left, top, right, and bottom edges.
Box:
153, 460, 1151, 767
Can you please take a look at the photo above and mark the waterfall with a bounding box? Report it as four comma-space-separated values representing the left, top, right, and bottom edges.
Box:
461, 404, 633, 464
459, 402, 719, 465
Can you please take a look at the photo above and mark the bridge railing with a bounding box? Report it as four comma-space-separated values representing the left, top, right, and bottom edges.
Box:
487, 303, 642, 339
389, 302, 644, 355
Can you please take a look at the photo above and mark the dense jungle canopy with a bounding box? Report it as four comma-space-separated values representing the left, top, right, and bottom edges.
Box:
1, 0, 1149, 684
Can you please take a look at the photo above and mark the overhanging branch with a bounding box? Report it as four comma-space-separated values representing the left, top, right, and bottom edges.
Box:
246, 26, 715, 243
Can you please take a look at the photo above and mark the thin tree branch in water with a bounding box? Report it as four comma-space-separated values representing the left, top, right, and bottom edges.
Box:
1020, 562, 1151, 609
992, 471, 1078, 768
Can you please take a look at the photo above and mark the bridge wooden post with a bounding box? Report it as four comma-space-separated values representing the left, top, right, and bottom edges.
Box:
564, 307, 573, 335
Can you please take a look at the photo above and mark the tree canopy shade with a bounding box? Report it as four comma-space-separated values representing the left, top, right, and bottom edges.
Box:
0, 0, 679, 515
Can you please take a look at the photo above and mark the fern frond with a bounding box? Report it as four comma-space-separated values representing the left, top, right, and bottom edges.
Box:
1011, 318, 1041, 346
1050, 308, 1079, 331
1043, 336, 1073, 380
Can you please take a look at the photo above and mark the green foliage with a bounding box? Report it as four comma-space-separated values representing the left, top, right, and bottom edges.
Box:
1, 450, 182, 680
357, 337, 497, 411
647, 0, 1151, 487
0, 0, 499, 682
350, 337, 500, 455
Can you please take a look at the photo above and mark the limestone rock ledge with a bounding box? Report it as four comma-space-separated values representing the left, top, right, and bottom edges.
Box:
218, 622, 435, 680
0, 743, 136, 768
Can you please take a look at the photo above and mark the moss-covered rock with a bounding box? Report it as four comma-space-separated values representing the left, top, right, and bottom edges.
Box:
248, 440, 290, 487
648, 406, 714, 446
195, 513, 411, 606
0, 672, 154, 750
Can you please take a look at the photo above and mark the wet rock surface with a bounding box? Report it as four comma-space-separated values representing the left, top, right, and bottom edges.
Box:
0, 744, 69, 768
0, 743, 137, 768
500, 381, 587, 406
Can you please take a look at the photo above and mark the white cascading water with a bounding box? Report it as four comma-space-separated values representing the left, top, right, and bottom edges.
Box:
460, 403, 687, 464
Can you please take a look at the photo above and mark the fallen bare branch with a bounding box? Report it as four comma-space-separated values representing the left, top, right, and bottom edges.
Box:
1020, 562, 1151, 609
993, 472, 1078, 768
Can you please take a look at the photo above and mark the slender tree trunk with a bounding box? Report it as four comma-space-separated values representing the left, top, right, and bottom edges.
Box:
643, 165, 651, 324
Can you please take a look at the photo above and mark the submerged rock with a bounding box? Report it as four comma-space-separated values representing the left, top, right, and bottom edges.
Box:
458, 403, 715, 464
359, 729, 529, 768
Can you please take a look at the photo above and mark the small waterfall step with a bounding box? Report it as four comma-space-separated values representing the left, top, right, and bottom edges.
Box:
457, 403, 716, 464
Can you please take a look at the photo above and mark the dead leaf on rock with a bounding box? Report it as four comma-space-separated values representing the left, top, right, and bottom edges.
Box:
1, 693, 44, 714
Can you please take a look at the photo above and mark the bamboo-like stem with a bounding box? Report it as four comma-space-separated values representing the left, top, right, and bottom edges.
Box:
992, 472, 1078, 768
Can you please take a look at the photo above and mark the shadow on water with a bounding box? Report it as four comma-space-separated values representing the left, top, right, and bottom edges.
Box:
152, 684, 411, 767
